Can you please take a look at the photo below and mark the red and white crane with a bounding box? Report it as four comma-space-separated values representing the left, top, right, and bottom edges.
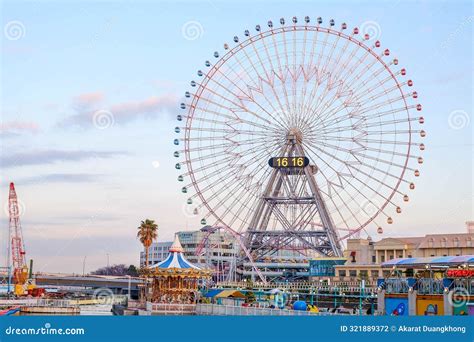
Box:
8, 182, 28, 290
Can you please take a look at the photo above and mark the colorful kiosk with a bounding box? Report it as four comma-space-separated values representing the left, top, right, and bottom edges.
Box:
378, 255, 474, 316
141, 236, 212, 304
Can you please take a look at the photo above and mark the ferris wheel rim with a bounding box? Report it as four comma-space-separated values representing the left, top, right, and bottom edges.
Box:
181, 20, 418, 237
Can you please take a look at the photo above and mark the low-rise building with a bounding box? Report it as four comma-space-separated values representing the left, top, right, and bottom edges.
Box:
331, 222, 474, 283
140, 241, 173, 267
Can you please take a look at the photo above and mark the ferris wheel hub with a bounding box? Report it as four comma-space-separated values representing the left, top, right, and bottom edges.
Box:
286, 127, 303, 144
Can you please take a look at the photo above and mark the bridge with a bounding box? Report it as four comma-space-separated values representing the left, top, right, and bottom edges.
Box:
34, 273, 144, 291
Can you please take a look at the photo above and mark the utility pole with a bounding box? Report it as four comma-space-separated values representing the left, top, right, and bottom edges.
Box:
82, 256, 87, 276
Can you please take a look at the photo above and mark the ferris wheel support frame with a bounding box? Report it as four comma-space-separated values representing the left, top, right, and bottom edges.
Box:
244, 132, 343, 259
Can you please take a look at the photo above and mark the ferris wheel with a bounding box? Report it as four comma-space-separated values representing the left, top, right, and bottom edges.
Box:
174, 16, 424, 250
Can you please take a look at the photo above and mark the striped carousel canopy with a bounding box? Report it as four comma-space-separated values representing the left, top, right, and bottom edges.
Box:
150, 235, 201, 270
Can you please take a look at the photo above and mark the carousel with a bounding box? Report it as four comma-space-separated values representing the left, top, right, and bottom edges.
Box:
141, 235, 212, 303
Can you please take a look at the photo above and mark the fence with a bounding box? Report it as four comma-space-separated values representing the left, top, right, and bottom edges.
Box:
195, 303, 319, 316
146, 303, 197, 315
217, 281, 377, 292
383, 277, 474, 295
0, 296, 128, 308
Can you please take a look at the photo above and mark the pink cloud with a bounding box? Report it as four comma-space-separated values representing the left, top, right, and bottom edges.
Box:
0, 120, 40, 134
72, 92, 104, 108
109, 94, 177, 119
59, 93, 178, 128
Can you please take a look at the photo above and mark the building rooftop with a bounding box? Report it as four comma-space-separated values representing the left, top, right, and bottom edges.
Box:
418, 233, 474, 248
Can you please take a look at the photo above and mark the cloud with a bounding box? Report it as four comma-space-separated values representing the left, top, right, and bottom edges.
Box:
19, 173, 104, 185
72, 92, 104, 109
1, 149, 127, 169
0, 120, 40, 136
59, 93, 178, 128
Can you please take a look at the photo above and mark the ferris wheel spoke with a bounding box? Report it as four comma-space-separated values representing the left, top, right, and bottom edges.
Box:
239, 45, 293, 131
301, 143, 371, 232
183, 109, 275, 132
304, 36, 356, 124
317, 104, 411, 132
268, 29, 298, 121
303, 140, 403, 205
315, 84, 405, 127
190, 142, 280, 201
316, 116, 417, 136
328, 33, 360, 84
258, 35, 297, 123
208, 65, 290, 130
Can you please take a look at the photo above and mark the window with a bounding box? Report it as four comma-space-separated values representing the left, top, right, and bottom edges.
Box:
398, 255, 403, 258
381, 255, 385, 262
467, 238, 472, 248
338, 270, 347, 277
428, 238, 434, 248
383, 270, 391, 278
454, 238, 460, 248
372, 255, 376, 263
371, 270, 379, 278
389, 255, 394, 260
359, 270, 368, 279
408, 255, 412, 258
349, 270, 357, 277
441, 238, 447, 248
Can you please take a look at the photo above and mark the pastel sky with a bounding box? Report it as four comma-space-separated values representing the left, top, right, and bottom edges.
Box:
1, 0, 472, 273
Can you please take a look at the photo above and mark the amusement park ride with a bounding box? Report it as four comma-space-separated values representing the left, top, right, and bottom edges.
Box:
175, 16, 424, 282
6, 182, 41, 296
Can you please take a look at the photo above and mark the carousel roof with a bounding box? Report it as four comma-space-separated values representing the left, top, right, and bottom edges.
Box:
150, 235, 201, 270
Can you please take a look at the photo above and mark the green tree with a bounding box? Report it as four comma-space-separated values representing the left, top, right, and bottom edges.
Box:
127, 264, 139, 277
137, 219, 158, 268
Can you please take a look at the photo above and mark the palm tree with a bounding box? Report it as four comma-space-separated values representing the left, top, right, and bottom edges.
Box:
137, 219, 158, 268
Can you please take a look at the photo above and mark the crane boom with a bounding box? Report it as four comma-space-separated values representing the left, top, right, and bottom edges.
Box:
8, 182, 27, 285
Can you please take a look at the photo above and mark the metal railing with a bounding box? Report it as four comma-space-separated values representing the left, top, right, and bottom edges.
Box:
450, 278, 474, 294
383, 278, 409, 294
146, 302, 197, 315
382, 277, 474, 295
196, 303, 319, 316
0, 296, 128, 308
216, 281, 377, 291
416, 278, 444, 295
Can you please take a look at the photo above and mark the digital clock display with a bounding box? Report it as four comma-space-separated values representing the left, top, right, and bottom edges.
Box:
268, 157, 309, 168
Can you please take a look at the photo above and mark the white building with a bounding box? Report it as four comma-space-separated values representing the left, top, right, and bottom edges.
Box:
140, 241, 173, 267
